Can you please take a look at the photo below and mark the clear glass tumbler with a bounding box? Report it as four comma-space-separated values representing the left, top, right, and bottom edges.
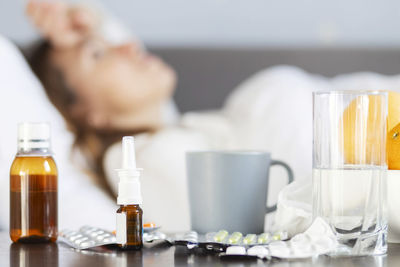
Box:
313, 91, 388, 256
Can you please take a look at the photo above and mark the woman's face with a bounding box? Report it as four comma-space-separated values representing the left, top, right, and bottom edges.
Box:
51, 38, 176, 129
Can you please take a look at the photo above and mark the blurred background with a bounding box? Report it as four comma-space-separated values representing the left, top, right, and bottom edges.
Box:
2, 0, 400, 47
1, 0, 400, 111
1, 0, 399, 234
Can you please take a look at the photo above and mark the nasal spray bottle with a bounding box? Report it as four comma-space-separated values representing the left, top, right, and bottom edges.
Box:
116, 136, 143, 250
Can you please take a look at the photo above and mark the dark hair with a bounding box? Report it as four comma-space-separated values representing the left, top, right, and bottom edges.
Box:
26, 40, 76, 124
25, 40, 144, 198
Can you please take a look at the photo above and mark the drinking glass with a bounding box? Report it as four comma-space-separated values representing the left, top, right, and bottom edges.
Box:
312, 91, 388, 256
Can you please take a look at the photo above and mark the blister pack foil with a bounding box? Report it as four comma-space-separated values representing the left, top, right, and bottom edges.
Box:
59, 226, 287, 252
59, 219, 337, 261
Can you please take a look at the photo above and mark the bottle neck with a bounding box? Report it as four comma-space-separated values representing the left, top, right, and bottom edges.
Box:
17, 147, 52, 156
18, 136, 51, 154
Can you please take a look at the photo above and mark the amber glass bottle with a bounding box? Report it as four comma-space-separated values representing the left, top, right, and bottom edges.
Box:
116, 205, 143, 249
10, 123, 58, 243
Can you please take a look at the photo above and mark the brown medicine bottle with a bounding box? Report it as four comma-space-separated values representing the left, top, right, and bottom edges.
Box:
10, 122, 58, 243
116, 205, 143, 249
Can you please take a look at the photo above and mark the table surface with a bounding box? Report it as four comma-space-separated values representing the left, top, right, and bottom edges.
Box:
0, 232, 397, 267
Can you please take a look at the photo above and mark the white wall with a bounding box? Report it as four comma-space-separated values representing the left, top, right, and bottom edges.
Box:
1, 0, 400, 47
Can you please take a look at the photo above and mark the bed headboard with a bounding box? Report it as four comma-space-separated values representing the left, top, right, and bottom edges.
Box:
151, 47, 400, 112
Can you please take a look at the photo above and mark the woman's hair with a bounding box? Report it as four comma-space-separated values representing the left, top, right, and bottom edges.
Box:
26, 41, 76, 122
25, 40, 145, 198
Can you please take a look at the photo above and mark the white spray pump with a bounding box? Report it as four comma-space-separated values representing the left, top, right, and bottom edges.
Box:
116, 136, 143, 205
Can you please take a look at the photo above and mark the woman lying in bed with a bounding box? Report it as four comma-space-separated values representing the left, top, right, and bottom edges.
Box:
27, 0, 394, 232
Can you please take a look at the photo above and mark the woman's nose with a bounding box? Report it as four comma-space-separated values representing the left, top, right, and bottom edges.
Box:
114, 43, 140, 56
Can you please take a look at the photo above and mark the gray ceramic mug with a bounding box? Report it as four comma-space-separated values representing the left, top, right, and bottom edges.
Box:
186, 151, 294, 234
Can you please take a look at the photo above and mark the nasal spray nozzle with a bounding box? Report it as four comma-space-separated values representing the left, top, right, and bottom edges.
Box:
117, 136, 143, 205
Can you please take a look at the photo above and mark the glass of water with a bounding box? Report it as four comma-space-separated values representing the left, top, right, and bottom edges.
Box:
313, 91, 388, 256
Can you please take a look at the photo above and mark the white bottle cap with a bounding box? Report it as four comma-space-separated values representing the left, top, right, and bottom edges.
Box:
116, 136, 143, 205
18, 122, 51, 151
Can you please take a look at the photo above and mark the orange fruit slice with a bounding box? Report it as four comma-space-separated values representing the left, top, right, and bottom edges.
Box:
388, 123, 400, 169
342, 93, 387, 165
342, 91, 400, 169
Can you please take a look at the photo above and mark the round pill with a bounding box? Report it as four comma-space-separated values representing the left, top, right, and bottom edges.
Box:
90, 231, 104, 237
79, 240, 96, 249
68, 234, 83, 241
96, 236, 105, 242
74, 237, 89, 245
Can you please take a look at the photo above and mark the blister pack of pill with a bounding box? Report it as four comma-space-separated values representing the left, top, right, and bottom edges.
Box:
220, 245, 271, 260
59, 226, 117, 250
167, 230, 288, 251
59, 223, 166, 250
219, 218, 339, 260
59, 226, 287, 251
59, 219, 337, 260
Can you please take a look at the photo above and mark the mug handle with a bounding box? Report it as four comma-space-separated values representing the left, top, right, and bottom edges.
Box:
266, 160, 294, 213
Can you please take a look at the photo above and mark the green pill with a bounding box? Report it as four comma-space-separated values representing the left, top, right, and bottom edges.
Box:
214, 230, 229, 242
243, 234, 257, 245
257, 233, 270, 244
228, 232, 243, 244
272, 232, 283, 241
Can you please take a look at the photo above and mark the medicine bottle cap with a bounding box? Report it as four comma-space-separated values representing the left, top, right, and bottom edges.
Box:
116, 136, 143, 205
18, 122, 51, 151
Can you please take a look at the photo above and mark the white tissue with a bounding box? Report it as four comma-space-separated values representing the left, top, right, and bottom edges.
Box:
272, 180, 313, 237
269, 217, 338, 259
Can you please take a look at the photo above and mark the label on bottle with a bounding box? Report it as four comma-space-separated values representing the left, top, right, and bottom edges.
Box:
116, 213, 127, 244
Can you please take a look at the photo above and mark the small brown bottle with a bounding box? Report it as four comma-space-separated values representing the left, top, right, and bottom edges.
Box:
116, 137, 143, 250
116, 205, 143, 249
10, 122, 58, 243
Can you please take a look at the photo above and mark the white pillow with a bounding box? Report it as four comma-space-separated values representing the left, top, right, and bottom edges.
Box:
0, 35, 116, 231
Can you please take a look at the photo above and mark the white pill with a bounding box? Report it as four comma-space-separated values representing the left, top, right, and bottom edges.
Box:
74, 237, 89, 245
226, 246, 246, 255
68, 234, 83, 241
79, 241, 96, 249
247, 246, 269, 258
